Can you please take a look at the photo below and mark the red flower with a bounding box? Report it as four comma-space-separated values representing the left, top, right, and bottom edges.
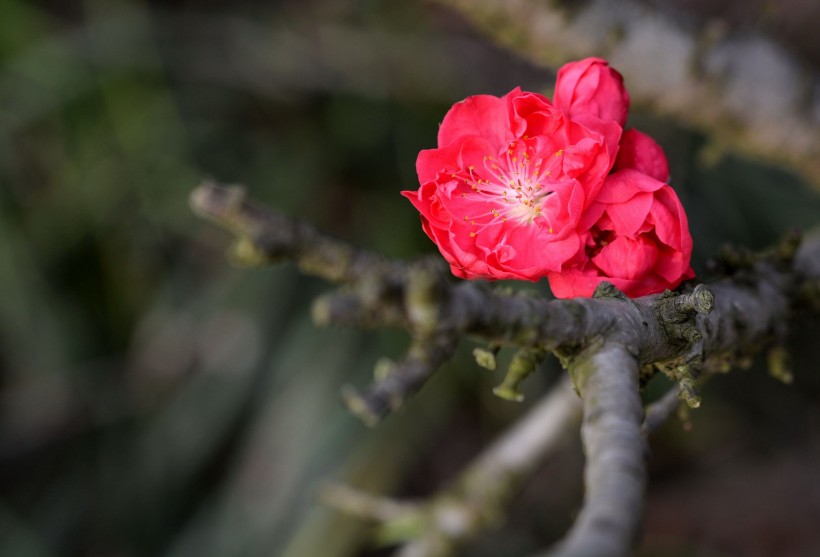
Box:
613, 128, 670, 183
402, 87, 621, 280
553, 57, 630, 126
548, 170, 694, 298
404, 58, 693, 298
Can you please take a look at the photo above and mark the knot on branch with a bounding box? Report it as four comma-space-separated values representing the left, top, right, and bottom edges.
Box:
592, 280, 629, 301
657, 284, 714, 344
652, 285, 714, 409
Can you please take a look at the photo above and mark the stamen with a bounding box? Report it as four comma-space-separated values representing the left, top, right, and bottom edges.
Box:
454, 144, 560, 228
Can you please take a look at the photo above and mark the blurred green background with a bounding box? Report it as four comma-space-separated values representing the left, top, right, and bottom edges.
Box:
1, 1, 820, 556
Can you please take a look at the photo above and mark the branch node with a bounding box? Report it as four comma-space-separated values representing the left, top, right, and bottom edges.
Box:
657, 284, 713, 344
673, 364, 702, 408
473, 345, 499, 370
766, 345, 794, 385
340, 385, 384, 427
189, 180, 247, 221
678, 378, 701, 408
310, 294, 333, 327
405, 267, 444, 337
341, 336, 458, 425
493, 346, 546, 402
228, 236, 271, 266
592, 280, 628, 300
373, 357, 397, 381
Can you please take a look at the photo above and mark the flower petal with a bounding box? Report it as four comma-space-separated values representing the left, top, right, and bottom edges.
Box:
437, 92, 515, 148
596, 169, 665, 204
553, 57, 630, 126
613, 128, 670, 183
592, 236, 659, 280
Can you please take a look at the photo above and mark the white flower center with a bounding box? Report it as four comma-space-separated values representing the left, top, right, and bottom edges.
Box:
455, 139, 565, 236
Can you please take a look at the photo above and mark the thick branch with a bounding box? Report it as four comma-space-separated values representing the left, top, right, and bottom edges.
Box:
547, 343, 645, 557
191, 182, 818, 419
191, 182, 695, 353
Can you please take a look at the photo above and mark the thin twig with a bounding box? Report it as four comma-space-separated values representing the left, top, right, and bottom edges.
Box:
396, 375, 581, 556
341, 334, 458, 425
641, 386, 681, 436
319, 482, 421, 523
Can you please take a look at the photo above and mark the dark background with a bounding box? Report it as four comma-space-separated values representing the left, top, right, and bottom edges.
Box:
1, 1, 820, 556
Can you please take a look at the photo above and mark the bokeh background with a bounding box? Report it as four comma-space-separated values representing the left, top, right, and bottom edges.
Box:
2, 1, 820, 556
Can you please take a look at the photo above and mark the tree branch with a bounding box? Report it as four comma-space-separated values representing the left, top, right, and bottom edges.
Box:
394, 375, 581, 557
318, 375, 581, 557
190, 180, 820, 557
546, 343, 645, 557
641, 385, 683, 435
340, 334, 459, 426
